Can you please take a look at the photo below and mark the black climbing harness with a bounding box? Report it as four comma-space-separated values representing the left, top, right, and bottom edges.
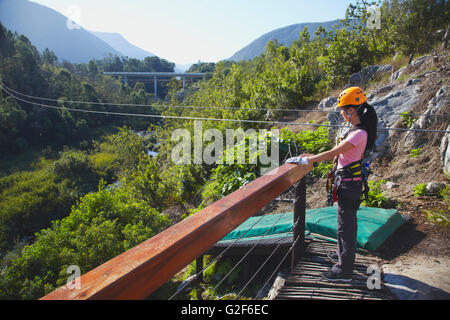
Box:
326, 125, 372, 206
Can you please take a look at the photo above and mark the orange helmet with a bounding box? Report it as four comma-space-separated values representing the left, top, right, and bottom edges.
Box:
337, 87, 367, 108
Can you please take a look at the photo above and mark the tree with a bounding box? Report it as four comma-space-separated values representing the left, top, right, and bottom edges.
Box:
41, 48, 58, 66
0, 180, 171, 299
87, 59, 99, 77
390, 0, 450, 55
0, 96, 27, 152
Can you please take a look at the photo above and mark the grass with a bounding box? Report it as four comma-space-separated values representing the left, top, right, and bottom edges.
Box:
0, 125, 120, 178
409, 148, 422, 158
0, 146, 43, 178
423, 185, 450, 227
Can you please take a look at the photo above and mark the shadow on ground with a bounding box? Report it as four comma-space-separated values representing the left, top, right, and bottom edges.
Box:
383, 273, 450, 300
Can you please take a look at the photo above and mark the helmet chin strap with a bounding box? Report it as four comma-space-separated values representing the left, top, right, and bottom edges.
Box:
346, 110, 354, 123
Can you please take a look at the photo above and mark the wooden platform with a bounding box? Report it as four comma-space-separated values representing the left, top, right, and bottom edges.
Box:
274, 237, 393, 300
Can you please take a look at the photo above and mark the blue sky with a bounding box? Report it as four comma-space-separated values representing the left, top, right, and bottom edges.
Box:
30, 0, 355, 64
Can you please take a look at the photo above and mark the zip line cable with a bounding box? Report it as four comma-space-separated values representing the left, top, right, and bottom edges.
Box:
204, 207, 292, 299
235, 177, 303, 299
1, 82, 333, 113
1, 84, 449, 134
167, 205, 282, 300
255, 234, 300, 299
236, 210, 302, 298
1, 80, 446, 297
1, 81, 449, 118
169, 141, 301, 299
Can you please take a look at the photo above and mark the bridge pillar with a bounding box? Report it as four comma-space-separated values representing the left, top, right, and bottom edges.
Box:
123, 75, 128, 85
183, 77, 186, 88
154, 75, 157, 100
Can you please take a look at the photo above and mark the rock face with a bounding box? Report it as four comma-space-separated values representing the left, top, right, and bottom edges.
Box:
318, 96, 337, 110
320, 55, 449, 174
390, 55, 434, 82
328, 80, 423, 159
348, 65, 393, 87
419, 86, 449, 128
404, 85, 450, 150
441, 124, 450, 175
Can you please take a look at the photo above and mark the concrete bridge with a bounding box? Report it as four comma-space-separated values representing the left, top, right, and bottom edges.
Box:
103, 72, 206, 100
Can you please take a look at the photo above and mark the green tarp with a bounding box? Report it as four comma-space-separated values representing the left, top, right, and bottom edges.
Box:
219, 206, 405, 251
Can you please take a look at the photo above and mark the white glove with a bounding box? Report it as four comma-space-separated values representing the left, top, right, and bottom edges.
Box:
285, 156, 309, 165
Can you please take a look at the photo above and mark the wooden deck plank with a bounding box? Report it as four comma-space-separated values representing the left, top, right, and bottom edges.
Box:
274, 237, 393, 300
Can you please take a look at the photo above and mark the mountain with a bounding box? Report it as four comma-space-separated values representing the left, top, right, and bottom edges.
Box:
0, 0, 122, 63
90, 31, 155, 60
229, 20, 342, 62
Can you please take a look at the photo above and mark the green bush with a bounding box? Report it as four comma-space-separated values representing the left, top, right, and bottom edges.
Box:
0, 169, 73, 253
312, 162, 334, 178
401, 111, 415, 128
414, 183, 427, 197
201, 132, 284, 204
362, 180, 392, 208
0, 180, 171, 299
280, 124, 332, 155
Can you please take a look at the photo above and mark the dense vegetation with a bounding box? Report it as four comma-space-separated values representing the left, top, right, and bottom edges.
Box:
0, 23, 174, 156
0, 0, 448, 299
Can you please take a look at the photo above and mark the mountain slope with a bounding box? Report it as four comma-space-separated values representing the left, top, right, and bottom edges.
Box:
90, 31, 155, 59
0, 0, 121, 63
229, 20, 342, 62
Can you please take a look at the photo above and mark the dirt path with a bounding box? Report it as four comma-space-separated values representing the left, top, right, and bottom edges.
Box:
381, 254, 450, 299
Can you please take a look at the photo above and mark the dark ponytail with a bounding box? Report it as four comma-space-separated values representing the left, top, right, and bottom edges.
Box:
356, 102, 378, 152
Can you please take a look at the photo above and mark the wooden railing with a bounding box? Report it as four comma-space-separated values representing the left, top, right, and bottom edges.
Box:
40, 162, 312, 300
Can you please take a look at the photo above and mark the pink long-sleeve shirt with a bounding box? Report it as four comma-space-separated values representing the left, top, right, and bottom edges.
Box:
337, 129, 367, 170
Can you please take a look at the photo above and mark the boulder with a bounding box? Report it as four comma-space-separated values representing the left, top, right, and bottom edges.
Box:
367, 84, 395, 99
267, 272, 287, 300
349, 64, 393, 86
403, 122, 424, 150
440, 124, 450, 175
369, 83, 422, 154
411, 55, 433, 69
426, 182, 446, 196
318, 96, 337, 110
386, 181, 399, 189
404, 78, 422, 87
390, 55, 434, 82
405, 85, 449, 151
418, 86, 449, 128
390, 66, 407, 82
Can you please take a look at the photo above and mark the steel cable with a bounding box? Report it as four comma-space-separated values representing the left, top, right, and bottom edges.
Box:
1, 84, 449, 133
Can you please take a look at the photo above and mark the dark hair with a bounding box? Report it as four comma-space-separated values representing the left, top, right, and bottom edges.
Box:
344, 102, 378, 152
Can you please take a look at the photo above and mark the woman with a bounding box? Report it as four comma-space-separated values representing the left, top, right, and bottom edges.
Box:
291, 87, 378, 282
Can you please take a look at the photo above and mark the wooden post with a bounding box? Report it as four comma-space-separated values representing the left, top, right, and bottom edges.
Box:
291, 177, 306, 272
154, 75, 158, 100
